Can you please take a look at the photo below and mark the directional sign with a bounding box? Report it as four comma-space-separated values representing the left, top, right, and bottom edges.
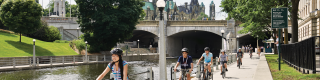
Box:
271, 8, 288, 28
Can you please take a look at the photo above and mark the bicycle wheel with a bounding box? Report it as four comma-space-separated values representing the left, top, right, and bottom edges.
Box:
238, 59, 240, 69
222, 67, 225, 79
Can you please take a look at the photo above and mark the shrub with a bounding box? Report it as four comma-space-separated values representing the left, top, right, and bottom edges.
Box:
26, 20, 61, 42
54, 40, 69, 43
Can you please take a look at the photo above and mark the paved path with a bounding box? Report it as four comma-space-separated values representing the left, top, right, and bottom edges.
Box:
191, 53, 273, 80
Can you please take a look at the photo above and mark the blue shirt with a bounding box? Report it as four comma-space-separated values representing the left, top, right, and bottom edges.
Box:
177, 56, 193, 69
202, 52, 213, 63
108, 61, 129, 80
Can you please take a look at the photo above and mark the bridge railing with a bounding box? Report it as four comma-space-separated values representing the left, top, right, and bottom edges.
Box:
41, 17, 78, 23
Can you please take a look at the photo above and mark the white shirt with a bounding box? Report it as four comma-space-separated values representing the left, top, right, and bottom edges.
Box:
276, 38, 279, 46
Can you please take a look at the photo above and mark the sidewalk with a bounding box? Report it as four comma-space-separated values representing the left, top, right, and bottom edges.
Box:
191, 52, 273, 80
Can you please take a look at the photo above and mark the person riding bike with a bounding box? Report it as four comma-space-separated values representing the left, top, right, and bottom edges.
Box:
218, 50, 228, 75
236, 48, 243, 66
174, 48, 193, 80
196, 47, 213, 76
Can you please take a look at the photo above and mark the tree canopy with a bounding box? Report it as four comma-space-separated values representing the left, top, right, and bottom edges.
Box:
75, 0, 144, 52
196, 12, 209, 20
220, 0, 299, 40
0, 0, 42, 42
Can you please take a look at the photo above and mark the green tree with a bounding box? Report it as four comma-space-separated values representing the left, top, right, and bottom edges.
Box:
196, 12, 209, 20
75, 0, 144, 52
0, 0, 42, 42
220, 0, 300, 54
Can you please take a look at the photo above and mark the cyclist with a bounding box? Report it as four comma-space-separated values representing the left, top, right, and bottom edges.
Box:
236, 48, 243, 67
174, 48, 193, 80
218, 50, 228, 75
196, 47, 213, 77
97, 48, 129, 80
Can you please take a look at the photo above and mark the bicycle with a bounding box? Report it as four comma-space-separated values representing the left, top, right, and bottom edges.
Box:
220, 61, 226, 79
176, 69, 190, 80
201, 63, 212, 80
237, 57, 242, 69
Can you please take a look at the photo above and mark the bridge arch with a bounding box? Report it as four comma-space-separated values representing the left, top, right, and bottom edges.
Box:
166, 26, 226, 37
166, 30, 223, 58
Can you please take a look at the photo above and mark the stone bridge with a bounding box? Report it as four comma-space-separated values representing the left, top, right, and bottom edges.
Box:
42, 17, 292, 57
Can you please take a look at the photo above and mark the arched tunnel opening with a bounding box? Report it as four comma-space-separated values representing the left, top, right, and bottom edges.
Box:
167, 30, 222, 58
238, 32, 292, 52
126, 30, 158, 48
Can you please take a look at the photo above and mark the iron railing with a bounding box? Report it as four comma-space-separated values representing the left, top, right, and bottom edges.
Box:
281, 36, 318, 74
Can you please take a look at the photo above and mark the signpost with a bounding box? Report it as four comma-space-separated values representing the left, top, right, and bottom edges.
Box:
271, 8, 288, 70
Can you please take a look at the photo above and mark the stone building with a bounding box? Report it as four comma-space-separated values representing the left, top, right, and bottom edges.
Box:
298, 0, 320, 42
209, 1, 215, 20
142, 0, 208, 21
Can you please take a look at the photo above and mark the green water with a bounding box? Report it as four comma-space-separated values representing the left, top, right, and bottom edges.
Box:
0, 58, 200, 80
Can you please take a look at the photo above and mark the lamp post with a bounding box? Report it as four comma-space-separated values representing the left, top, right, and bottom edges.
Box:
221, 30, 225, 50
77, 28, 80, 39
236, 35, 239, 49
33, 39, 36, 67
157, 0, 166, 79
85, 41, 88, 63
257, 35, 259, 53
138, 39, 140, 54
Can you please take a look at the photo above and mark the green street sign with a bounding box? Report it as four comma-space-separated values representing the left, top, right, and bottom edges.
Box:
271, 8, 288, 28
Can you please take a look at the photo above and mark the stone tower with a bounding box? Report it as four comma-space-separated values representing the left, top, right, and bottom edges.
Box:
209, 1, 215, 20
53, 0, 66, 17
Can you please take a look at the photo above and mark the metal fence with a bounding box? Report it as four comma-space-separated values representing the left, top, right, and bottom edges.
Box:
281, 36, 317, 74
0, 55, 110, 69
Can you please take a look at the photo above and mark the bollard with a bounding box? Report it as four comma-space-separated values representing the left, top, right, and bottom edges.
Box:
196, 60, 201, 78
88, 56, 90, 63
62, 57, 65, 65
37, 58, 39, 66
96, 55, 98, 62
13, 58, 15, 68
147, 67, 153, 80
50, 57, 52, 66
104, 55, 106, 61
83, 56, 85, 62
216, 57, 219, 70
29, 58, 31, 67
73, 56, 75, 64
171, 63, 176, 80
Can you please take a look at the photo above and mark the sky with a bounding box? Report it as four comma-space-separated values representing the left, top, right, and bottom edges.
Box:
39, 0, 227, 20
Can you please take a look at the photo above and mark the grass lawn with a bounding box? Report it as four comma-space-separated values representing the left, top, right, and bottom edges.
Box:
265, 54, 320, 80
0, 31, 79, 57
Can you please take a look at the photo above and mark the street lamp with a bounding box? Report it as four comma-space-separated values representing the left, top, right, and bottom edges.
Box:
221, 30, 225, 51
85, 41, 88, 63
157, 0, 165, 20
157, 0, 166, 79
236, 35, 239, 49
33, 39, 36, 67
77, 28, 80, 39
137, 39, 140, 54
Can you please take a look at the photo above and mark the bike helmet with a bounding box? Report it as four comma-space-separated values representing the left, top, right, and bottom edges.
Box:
238, 48, 242, 50
221, 50, 225, 53
110, 48, 123, 55
204, 47, 210, 51
181, 48, 189, 53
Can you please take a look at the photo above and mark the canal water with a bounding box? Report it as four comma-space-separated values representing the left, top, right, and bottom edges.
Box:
0, 58, 200, 80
